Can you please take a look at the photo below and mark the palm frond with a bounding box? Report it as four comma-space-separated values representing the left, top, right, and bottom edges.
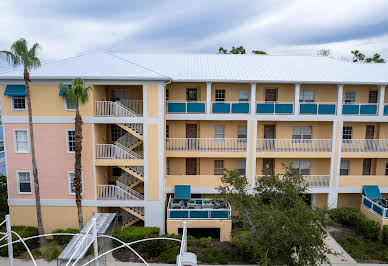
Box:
0, 50, 20, 67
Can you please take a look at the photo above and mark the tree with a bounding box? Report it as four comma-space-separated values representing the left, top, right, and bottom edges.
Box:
351, 50, 385, 63
317, 49, 330, 57
1, 38, 47, 245
0, 175, 7, 220
59, 78, 92, 230
218, 46, 266, 54
252, 50, 267, 55
218, 166, 330, 265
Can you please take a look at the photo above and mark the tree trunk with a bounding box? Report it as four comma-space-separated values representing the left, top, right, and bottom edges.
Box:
74, 107, 83, 230
24, 67, 47, 245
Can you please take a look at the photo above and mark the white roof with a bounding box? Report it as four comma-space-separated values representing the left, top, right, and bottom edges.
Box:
0, 51, 388, 84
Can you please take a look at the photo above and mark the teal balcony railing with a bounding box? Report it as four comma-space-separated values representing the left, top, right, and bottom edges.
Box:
362, 196, 388, 218
384, 105, 388, 115
342, 103, 378, 115
212, 101, 250, 114
167, 101, 206, 114
167, 198, 231, 220
299, 102, 337, 115
256, 102, 293, 114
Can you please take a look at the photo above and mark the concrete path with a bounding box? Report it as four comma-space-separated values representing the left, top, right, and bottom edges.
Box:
323, 233, 357, 265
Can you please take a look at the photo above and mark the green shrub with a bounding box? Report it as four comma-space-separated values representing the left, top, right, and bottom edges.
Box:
0, 226, 39, 257
198, 248, 231, 264
112, 227, 180, 258
200, 236, 212, 248
329, 208, 379, 240
231, 230, 255, 263
338, 236, 388, 262
156, 246, 180, 263
187, 235, 199, 246
40, 243, 61, 262
383, 225, 388, 246
52, 228, 79, 246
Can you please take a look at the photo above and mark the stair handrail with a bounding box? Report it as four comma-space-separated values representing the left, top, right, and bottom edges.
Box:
115, 143, 143, 159
116, 181, 144, 200
114, 101, 138, 117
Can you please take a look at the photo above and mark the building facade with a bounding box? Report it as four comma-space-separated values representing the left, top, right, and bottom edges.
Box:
1, 52, 388, 239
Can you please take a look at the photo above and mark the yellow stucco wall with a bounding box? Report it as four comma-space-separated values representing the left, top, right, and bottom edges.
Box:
211, 83, 250, 101
301, 84, 337, 102
256, 83, 294, 102
147, 84, 159, 118
167, 82, 207, 101
343, 85, 378, 103
165, 175, 223, 189
255, 158, 330, 175
147, 124, 159, 200
316, 194, 328, 208
337, 194, 362, 209
257, 121, 333, 139
9, 206, 97, 233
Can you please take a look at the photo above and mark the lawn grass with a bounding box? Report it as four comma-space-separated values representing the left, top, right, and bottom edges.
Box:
337, 236, 388, 263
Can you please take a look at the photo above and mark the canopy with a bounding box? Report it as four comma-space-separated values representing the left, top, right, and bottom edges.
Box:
362, 185, 382, 199
4, 85, 26, 96
174, 185, 191, 200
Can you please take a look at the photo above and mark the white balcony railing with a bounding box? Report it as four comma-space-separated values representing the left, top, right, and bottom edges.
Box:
97, 185, 142, 200
256, 175, 329, 188
166, 138, 247, 151
342, 139, 388, 152
94, 101, 139, 117
256, 139, 332, 152
119, 100, 143, 115
96, 144, 142, 159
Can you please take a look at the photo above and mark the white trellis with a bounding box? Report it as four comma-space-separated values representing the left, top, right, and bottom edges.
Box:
0, 215, 193, 266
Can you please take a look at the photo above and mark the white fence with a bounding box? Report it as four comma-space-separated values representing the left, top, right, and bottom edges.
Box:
256, 175, 329, 188
342, 139, 388, 152
96, 144, 142, 159
94, 101, 138, 117
166, 138, 247, 151
119, 100, 143, 115
97, 185, 143, 200
116, 181, 144, 200
256, 139, 332, 152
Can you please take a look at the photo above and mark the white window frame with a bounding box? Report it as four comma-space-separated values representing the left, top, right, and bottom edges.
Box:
214, 160, 224, 175
292, 160, 311, 175
13, 129, 29, 153
215, 89, 225, 102
344, 91, 355, 104
16, 171, 32, 194
166, 159, 170, 175
340, 160, 350, 176
214, 125, 225, 140
299, 90, 315, 103
292, 126, 312, 143
237, 160, 246, 175
66, 130, 75, 153
11, 96, 26, 110
237, 125, 247, 139
64, 98, 78, 111
68, 172, 83, 195
342, 126, 353, 143
238, 90, 249, 102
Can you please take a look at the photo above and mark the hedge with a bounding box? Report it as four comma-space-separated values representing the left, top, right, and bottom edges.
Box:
382, 225, 388, 246
52, 228, 79, 246
0, 226, 39, 257
329, 208, 379, 240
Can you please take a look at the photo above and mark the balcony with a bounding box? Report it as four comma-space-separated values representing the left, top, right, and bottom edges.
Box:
341, 139, 388, 158
256, 102, 293, 114
95, 143, 143, 166
256, 139, 332, 157
299, 102, 337, 115
385, 105, 388, 115
97, 184, 143, 201
256, 175, 329, 188
167, 101, 206, 114
94, 100, 142, 117
342, 103, 378, 115
167, 197, 231, 220
165, 175, 223, 189
212, 101, 250, 114
339, 175, 388, 188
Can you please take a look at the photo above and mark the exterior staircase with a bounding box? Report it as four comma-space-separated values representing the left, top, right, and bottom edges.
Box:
122, 207, 145, 220
119, 166, 144, 182
118, 171, 143, 189
116, 123, 143, 140
121, 211, 141, 227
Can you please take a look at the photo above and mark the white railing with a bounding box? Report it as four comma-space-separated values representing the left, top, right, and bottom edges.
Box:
94, 101, 138, 117
120, 211, 137, 226
166, 138, 247, 151
256, 139, 332, 152
177, 222, 187, 266
116, 133, 139, 147
118, 172, 140, 186
256, 175, 329, 188
211, 101, 250, 114
125, 123, 143, 135
116, 181, 144, 200
342, 139, 388, 152
97, 185, 142, 200
362, 195, 388, 218
129, 207, 144, 216
96, 144, 142, 159
128, 166, 144, 176
119, 100, 143, 115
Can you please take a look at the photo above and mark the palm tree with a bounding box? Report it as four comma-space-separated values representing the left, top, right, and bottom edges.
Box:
59, 78, 92, 230
1, 38, 47, 244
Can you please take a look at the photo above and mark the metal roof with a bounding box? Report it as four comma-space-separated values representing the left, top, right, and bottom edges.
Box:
1, 51, 388, 84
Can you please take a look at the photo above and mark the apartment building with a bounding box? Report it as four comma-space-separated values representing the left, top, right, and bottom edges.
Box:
1, 52, 388, 241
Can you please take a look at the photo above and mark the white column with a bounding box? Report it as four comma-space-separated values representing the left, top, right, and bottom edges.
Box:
246, 120, 251, 184
6, 214, 13, 266
294, 84, 300, 115
378, 85, 386, 116
327, 192, 338, 209
251, 120, 257, 188
250, 83, 256, 114
206, 82, 211, 114
337, 84, 343, 115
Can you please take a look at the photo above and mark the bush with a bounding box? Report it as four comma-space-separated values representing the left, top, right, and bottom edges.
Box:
0, 226, 39, 257
187, 235, 199, 246
383, 225, 388, 246
52, 228, 79, 246
338, 236, 388, 262
329, 208, 379, 240
40, 243, 61, 261
231, 230, 255, 262
156, 246, 180, 263
112, 227, 180, 258
198, 248, 231, 264
200, 236, 212, 248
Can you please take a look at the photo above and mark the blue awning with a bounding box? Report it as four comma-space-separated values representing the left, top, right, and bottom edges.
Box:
58, 85, 71, 96
362, 185, 382, 199
4, 85, 26, 96
174, 185, 191, 200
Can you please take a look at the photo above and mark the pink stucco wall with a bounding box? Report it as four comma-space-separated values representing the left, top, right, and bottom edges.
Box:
5, 123, 95, 200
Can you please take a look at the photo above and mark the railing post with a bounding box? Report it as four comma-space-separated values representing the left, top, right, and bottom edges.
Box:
206, 82, 211, 114
294, 84, 300, 115
6, 214, 13, 266
92, 217, 99, 266
336, 84, 343, 115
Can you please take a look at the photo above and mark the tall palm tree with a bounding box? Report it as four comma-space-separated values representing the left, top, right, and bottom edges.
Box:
1, 38, 47, 244
59, 78, 92, 230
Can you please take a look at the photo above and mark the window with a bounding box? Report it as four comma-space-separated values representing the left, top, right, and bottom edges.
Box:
65, 98, 77, 111
291, 160, 311, 175
215, 89, 225, 102
237, 160, 246, 175
17, 172, 31, 194
214, 160, 224, 175
214, 126, 224, 139
14, 130, 28, 153
165, 88, 169, 101
386, 161, 388, 176
68, 172, 83, 194
299, 90, 315, 103
66, 130, 75, 153
345, 91, 355, 104
340, 160, 350, 176
166, 159, 170, 175
292, 126, 312, 143
166, 125, 169, 138
238, 90, 249, 102
237, 126, 247, 139
186, 88, 198, 101
12, 96, 26, 110
342, 126, 353, 143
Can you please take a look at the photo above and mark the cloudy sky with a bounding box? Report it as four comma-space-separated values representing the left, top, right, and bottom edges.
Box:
1, 0, 388, 68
